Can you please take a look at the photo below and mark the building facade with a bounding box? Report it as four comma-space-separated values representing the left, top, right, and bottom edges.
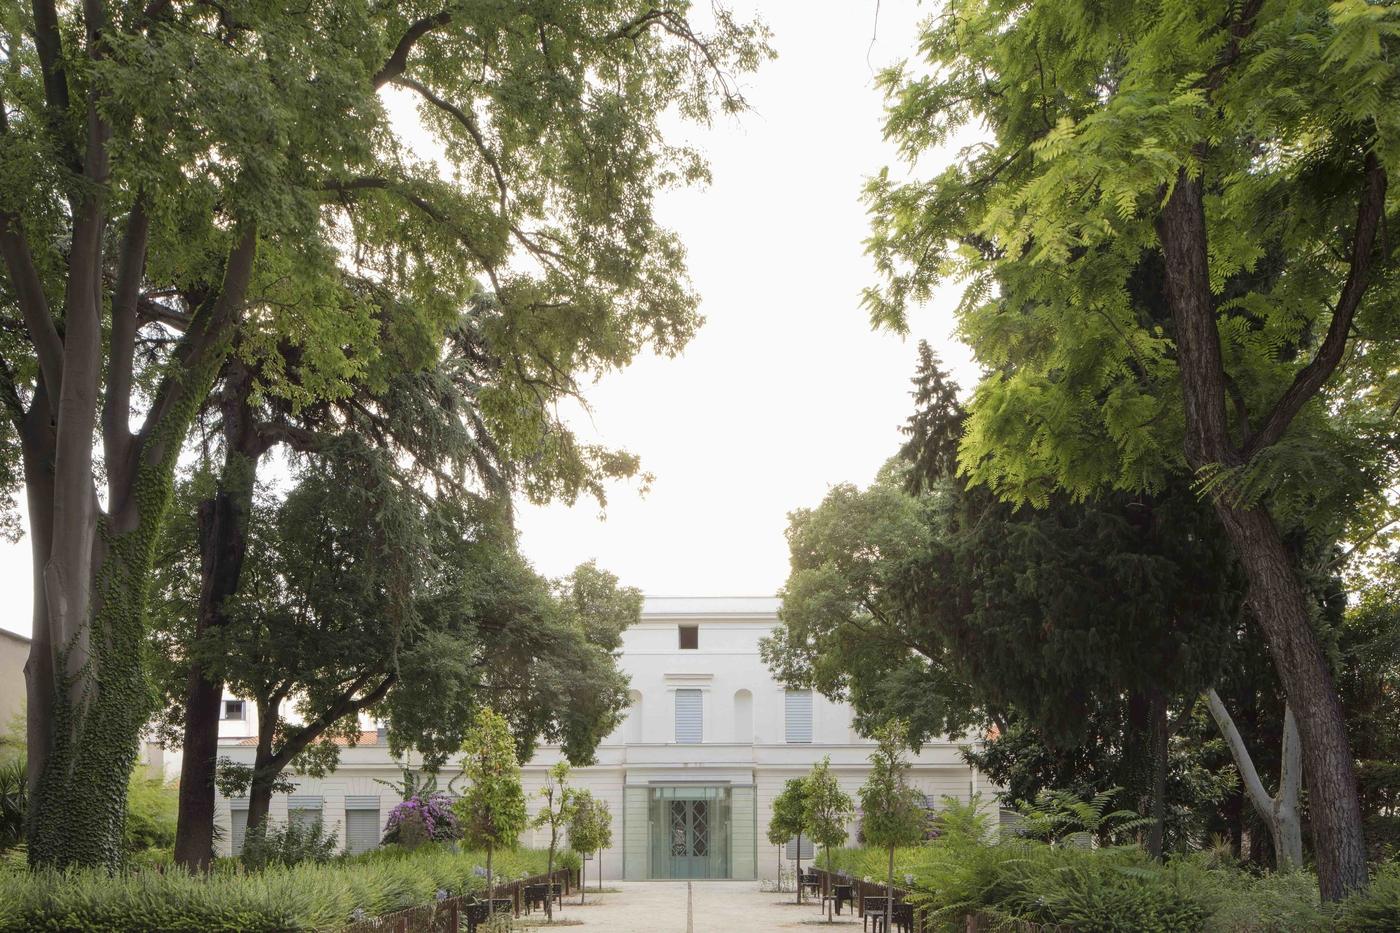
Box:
213, 597, 994, 878
0, 628, 28, 745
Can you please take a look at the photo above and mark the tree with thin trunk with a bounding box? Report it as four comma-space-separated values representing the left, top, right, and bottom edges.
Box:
457, 708, 528, 911
568, 791, 613, 904
858, 721, 926, 932
534, 762, 575, 920
804, 758, 855, 923
0, 0, 770, 871
864, 0, 1398, 899
768, 777, 809, 903
1204, 688, 1303, 870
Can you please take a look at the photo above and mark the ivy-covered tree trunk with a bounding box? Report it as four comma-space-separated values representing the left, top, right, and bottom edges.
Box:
1158, 171, 1371, 899
174, 363, 264, 871
22, 221, 256, 870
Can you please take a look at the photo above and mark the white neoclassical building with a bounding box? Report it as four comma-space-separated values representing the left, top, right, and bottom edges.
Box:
210, 597, 995, 879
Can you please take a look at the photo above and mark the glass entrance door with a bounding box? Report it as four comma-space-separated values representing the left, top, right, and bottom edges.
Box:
647, 786, 731, 879
667, 799, 711, 878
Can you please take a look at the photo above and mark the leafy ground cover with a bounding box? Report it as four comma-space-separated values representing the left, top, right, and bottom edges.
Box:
828, 803, 1400, 932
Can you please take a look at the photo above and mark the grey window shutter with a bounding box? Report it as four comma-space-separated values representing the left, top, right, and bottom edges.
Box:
230, 809, 248, 856
288, 794, 324, 829
675, 689, 702, 743
785, 689, 813, 743
786, 836, 814, 860
345, 807, 381, 854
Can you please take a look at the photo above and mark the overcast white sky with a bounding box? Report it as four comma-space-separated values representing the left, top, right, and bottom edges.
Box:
0, 1, 980, 636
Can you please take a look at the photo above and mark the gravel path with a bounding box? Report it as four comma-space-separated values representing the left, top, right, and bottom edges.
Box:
540, 882, 863, 932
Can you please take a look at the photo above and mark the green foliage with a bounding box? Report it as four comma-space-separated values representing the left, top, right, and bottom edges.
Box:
456, 708, 528, 859
567, 790, 614, 859
1013, 788, 1157, 848
0, 759, 23, 852
1336, 862, 1400, 931
858, 720, 928, 851
239, 819, 339, 872
4, 0, 770, 869
123, 768, 179, 854
900, 807, 1335, 933
804, 757, 855, 863
767, 778, 809, 849
0, 845, 556, 931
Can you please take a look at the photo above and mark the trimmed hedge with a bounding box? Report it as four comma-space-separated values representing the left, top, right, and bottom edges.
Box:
0, 845, 558, 932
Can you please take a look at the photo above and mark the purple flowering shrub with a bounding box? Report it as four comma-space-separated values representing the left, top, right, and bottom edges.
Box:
381, 793, 461, 846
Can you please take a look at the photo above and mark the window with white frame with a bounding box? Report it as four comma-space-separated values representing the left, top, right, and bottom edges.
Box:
674, 688, 702, 743
222, 699, 245, 721
785, 689, 813, 743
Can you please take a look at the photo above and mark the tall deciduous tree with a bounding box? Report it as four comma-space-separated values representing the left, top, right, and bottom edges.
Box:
858, 720, 926, 930
864, 1, 1398, 897
0, 0, 770, 869
457, 707, 528, 907
804, 757, 854, 923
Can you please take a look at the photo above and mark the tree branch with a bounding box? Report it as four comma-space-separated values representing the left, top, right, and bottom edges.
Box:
373, 9, 454, 89
134, 225, 257, 482
268, 670, 398, 770
1204, 688, 1274, 820
1244, 153, 1388, 458
391, 75, 509, 214
103, 199, 150, 492
0, 214, 64, 399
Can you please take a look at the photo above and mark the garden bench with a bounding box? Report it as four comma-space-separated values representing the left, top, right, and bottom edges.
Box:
523, 881, 563, 914
822, 881, 855, 916
465, 897, 514, 932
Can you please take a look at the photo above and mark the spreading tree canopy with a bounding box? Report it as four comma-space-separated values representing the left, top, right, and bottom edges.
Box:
0, 0, 769, 868
864, 0, 1399, 897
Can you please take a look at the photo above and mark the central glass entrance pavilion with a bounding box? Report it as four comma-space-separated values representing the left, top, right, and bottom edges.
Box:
623, 783, 756, 880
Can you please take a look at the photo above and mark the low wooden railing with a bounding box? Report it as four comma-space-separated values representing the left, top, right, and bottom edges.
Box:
809, 866, 921, 932
344, 866, 577, 933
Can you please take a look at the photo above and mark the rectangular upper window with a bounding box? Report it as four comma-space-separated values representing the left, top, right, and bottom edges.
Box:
222, 700, 246, 721
678, 625, 699, 650
675, 688, 703, 743
785, 689, 813, 744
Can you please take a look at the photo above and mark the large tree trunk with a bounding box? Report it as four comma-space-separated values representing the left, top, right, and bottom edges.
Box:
19, 387, 56, 811
174, 364, 261, 871
245, 703, 278, 834
1158, 171, 1369, 899
1147, 690, 1169, 859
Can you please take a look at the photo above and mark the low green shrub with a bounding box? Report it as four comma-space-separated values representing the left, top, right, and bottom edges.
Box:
1336, 862, 1400, 932
0, 844, 560, 931
241, 819, 340, 870
124, 768, 179, 852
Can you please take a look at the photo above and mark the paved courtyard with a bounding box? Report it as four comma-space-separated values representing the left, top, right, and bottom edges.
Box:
538, 881, 863, 932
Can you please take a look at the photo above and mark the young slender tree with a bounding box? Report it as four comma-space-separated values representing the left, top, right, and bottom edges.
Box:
568, 791, 614, 903
534, 762, 575, 919
457, 708, 528, 909
864, 0, 1399, 898
804, 758, 855, 923
858, 721, 927, 930
768, 778, 809, 903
